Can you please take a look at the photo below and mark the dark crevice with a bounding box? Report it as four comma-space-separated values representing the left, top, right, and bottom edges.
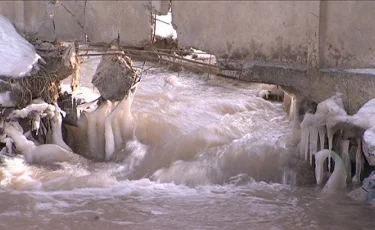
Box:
59, 2, 84, 31
52, 18, 56, 43
83, 0, 88, 43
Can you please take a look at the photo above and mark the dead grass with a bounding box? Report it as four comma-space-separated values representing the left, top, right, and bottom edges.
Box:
7, 65, 61, 108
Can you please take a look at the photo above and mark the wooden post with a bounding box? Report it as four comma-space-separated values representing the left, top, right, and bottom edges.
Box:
71, 41, 80, 92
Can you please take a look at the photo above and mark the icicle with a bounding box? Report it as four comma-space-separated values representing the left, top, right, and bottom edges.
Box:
327, 126, 335, 150
104, 111, 116, 161
352, 138, 363, 184
113, 112, 123, 152
300, 113, 314, 161
85, 101, 114, 160
104, 85, 138, 162
300, 126, 310, 161
105, 98, 129, 161
326, 126, 338, 172
309, 126, 319, 165
85, 110, 99, 158
340, 139, 352, 184
50, 110, 73, 152
31, 115, 41, 135
318, 126, 326, 151
120, 87, 137, 144
96, 101, 114, 157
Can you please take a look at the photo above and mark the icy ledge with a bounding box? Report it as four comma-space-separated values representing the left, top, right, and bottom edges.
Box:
300, 93, 375, 188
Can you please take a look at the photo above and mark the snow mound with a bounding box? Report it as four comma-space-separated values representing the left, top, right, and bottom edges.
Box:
0, 14, 41, 78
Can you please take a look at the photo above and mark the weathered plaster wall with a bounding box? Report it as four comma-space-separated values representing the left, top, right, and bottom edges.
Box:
0, 0, 152, 45
319, 1, 375, 69
0, 1, 25, 31
152, 0, 170, 15
172, 1, 310, 69
172, 1, 375, 70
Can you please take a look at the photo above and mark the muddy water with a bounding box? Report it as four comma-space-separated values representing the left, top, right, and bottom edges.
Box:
0, 59, 374, 230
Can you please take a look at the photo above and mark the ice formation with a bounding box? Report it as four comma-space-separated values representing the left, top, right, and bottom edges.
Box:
340, 140, 352, 184
301, 93, 375, 186
8, 99, 55, 137
49, 105, 73, 152
300, 93, 347, 170
0, 99, 85, 164
315, 149, 347, 191
9, 99, 53, 119
86, 100, 116, 159
104, 84, 137, 161
258, 90, 270, 99
256, 84, 284, 100
67, 83, 138, 161
1, 121, 80, 165
352, 138, 364, 184
0, 14, 41, 78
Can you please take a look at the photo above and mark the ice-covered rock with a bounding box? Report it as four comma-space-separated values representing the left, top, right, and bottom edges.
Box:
256, 84, 284, 101
92, 54, 140, 101
363, 126, 375, 166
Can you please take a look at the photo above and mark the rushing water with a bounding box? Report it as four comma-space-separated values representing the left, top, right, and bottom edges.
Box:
0, 58, 374, 230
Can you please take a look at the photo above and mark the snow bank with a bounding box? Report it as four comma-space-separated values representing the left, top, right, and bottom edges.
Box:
155, 12, 177, 39
0, 14, 40, 78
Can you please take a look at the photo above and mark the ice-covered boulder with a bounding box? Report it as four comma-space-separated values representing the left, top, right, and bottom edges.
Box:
92, 54, 140, 101
256, 84, 284, 101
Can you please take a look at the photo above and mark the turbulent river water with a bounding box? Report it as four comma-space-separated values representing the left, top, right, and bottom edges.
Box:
0, 58, 374, 230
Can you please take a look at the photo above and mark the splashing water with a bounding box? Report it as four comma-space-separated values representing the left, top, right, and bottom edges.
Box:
0, 57, 374, 229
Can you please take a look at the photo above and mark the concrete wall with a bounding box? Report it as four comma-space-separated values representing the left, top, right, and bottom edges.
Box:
320, 1, 375, 69
0, 0, 152, 45
172, 1, 375, 70
173, 1, 310, 69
